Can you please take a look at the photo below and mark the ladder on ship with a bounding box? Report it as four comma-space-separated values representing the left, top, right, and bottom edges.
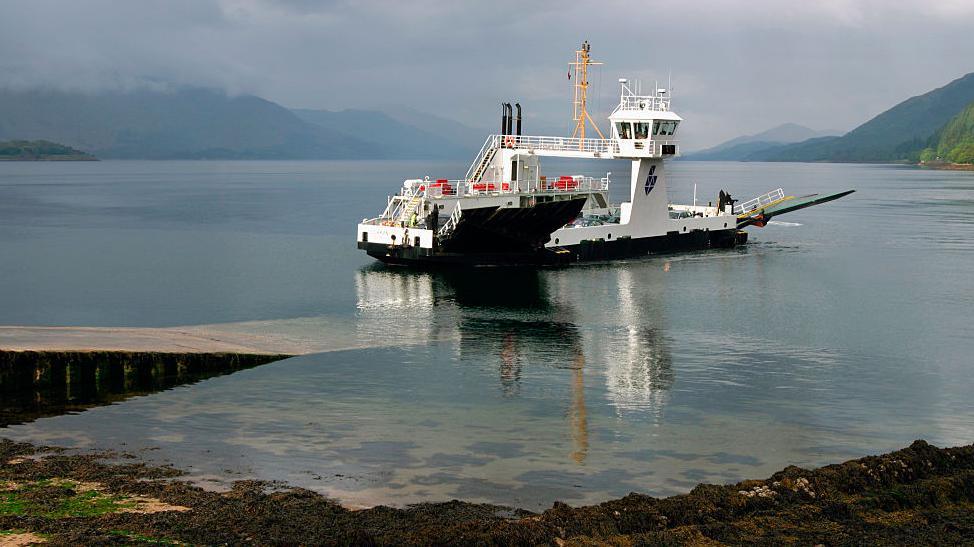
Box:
397, 194, 423, 224
465, 136, 500, 183
438, 203, 463, 236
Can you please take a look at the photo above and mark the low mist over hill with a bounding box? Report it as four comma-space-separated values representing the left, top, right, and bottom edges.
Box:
682, 123, 836, 161
0, 87, 482, 160
292, 108, 474, 159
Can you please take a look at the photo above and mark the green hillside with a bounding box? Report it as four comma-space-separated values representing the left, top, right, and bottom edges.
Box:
0, 139, 96, 160
920, 102, 974, 164
753, 72, 974, 162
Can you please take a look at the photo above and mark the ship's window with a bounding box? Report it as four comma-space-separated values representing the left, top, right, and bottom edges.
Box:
634, 122, 649, 139
656, 121, 679, 136
616, 122, 632, 139
362, 232, 368, 242
511, 159, 518, 181
414, 236, 420, 247
555, 238, 560, 244
652, 120, 661, 136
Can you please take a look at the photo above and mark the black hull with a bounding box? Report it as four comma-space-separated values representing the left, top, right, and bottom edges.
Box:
361, 229, 747, 267
440, 198, 588, 253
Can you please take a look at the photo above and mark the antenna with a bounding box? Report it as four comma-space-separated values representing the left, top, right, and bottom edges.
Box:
568, 40, 606, 144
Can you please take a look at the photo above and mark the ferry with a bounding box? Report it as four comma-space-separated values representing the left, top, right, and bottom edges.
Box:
357, 42, 853, 267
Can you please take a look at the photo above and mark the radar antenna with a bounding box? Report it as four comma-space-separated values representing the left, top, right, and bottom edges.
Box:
569, 41, 606, 143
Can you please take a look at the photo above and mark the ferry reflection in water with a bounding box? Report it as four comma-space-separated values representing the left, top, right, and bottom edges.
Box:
354, 264, 674, 465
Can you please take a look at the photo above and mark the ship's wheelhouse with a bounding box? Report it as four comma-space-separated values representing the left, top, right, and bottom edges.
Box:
610, 110, 681, 158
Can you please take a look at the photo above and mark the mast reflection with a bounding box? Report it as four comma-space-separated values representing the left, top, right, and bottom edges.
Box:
354, 262, 675, 463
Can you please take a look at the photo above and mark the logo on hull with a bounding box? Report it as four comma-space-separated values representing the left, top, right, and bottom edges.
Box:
644, 165, 657, 195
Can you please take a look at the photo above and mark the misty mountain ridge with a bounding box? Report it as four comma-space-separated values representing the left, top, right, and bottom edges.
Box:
0, 86, 483, 160
683, 123, 837, 160
748, 72, 974, 162
292, 108, 473, 159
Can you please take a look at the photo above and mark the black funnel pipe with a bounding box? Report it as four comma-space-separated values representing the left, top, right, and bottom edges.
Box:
501, 103, 508, 135
515, 103, 522, 136
505, 103, 513, 136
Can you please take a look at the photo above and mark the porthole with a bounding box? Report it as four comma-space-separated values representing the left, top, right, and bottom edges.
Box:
608, 233, 612, 239
683, 227, 687, 232
723, 222, 727, 228
555, 238, 560, 244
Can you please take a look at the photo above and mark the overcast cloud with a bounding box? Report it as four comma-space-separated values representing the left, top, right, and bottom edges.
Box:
2, 0, 973, 148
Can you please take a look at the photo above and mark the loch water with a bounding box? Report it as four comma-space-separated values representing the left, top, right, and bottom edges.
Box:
1, 159, 972, 509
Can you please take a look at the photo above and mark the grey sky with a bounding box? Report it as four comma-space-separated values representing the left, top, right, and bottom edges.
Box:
2, 0, 973, 149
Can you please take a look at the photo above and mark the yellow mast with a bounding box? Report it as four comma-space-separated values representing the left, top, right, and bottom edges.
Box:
569, 40, 605, 143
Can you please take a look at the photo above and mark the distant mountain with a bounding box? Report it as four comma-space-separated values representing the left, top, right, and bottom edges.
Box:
379, 105, 487, 152
0, 87, 377, 159
920, 101, 974, 164
0, 139, 96, 161
292, 108, 472, 159
683, 123, 835, 160
750, 72, 974, 162
0, 87, 482, 160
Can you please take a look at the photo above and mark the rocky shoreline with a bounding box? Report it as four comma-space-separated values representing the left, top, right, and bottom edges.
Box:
918, 161, 974, 171
1, 439, 972, 545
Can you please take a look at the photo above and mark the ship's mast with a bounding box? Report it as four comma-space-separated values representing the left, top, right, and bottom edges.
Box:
569, 41, 605, 142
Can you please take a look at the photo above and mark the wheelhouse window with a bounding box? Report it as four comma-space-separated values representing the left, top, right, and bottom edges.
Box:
616, 122, 632, 139
634, 122, 650, 139
654, 121, 679, 136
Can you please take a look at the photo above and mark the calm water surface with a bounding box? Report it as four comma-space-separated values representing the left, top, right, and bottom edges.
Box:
1, 160, 972, 509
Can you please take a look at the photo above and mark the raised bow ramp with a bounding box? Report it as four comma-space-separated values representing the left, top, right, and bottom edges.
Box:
737, 189, 856, 228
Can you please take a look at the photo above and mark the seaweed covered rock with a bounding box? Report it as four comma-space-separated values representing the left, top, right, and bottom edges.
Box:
3, 439, 974, 545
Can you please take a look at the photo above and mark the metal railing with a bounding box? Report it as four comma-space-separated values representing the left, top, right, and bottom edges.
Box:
616, 95, 671, 112
498, 134, 620, 155
363, 174, 612, 227
734, 188, 785, 215
438, 203, 463, 236
420, 176, 608, 198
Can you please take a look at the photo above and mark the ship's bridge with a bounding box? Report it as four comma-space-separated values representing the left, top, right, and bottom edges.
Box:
608, 79, 681, 159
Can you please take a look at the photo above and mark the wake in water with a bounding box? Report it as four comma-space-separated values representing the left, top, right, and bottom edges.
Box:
767, 220, 802, 226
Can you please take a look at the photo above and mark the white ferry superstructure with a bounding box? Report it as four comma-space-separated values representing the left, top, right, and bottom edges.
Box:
357, 42, 853, 267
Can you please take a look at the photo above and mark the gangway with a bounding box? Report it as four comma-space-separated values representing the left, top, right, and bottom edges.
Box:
734, 188, 786, 215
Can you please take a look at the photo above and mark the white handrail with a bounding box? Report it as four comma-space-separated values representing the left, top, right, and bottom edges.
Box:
419, 176, 608, 198
438, 203, 462, 236
734, 188, 785, 215
493, 134, 620, 155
